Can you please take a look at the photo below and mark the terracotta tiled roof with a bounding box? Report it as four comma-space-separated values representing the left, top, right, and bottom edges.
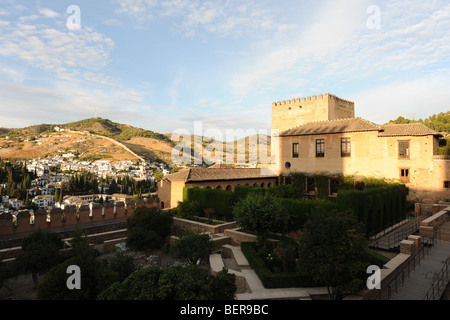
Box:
279, 118, 442, 138
163, 167, 277, 182
378, 123, 442, 137
280, 118, 381, 136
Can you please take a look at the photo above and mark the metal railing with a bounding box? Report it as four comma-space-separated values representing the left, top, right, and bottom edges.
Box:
369, 215, 415, 242
423, 256, 450, 300
370, 216, 423, 251
375, 237, 436, 300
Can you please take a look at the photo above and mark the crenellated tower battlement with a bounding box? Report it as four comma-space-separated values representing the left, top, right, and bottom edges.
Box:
271, 93, 355, 133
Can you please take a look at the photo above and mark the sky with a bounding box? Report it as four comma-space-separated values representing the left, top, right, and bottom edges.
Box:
0, 0, 449, 139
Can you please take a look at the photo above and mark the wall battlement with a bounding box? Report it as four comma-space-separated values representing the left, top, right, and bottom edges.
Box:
0, 199, 159, 238
272, 93, 354, 107
271, 92, 356, 134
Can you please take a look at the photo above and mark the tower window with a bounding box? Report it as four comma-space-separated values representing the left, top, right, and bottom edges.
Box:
444, 181, 450, 189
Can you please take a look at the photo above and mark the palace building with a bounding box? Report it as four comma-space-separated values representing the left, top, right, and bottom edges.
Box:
157, 164, 278, 209
271, 93, 449, 203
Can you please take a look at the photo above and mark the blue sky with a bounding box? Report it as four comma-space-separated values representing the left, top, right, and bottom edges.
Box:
0, 0, 449, 138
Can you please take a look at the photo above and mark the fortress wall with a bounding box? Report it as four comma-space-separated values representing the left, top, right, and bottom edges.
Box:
0, 200, 157, 237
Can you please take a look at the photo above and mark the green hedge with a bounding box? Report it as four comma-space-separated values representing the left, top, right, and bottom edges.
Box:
336, 185, 407, 236
183, 187, 234, 221
184, 185, 337, 230
240, 242, 322, 288
279, 198, 337, 231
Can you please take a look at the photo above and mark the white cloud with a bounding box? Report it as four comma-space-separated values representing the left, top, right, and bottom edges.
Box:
115, 0, 296, 38
0, 18, 115, 86
228, 0, 450, 102
38, 8, 59, 18
114, 0, 158, 24
229, 0, 370, 97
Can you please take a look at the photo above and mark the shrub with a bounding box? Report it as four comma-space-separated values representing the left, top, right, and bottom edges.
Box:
170, 231, 213, 265
232, 193, 289, 244
99, 265, 236, 300
183, 187, 234, 220
176, 201, 201, 220
126, 206, 173, 251
240, 242, 320, 288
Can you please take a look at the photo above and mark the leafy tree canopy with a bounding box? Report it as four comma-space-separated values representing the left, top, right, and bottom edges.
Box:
126, 206, 173, 251
232, 193, 289, 244
98, 265, 236, 300
297, 209, 370, 300
170, 230, 213, 265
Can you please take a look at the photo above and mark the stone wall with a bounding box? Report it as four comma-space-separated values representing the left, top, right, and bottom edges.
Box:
224, 228, 258, 246
419, 205, 450, 239
0, 199, 158, 238
172, 217, 238, 235
400, 235, 423, 255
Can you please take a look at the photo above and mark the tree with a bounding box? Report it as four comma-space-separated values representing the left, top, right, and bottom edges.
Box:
36, 229, 117, 300
125, 206, 173, 251
170, 231, 213, 265
13, 230, 64, 289
153, 171, 164, 182
296, 209, 370, 300
176, 201, 201, 220
105, 249, 141, 283
232, 193, 289, 244
98, 265, 236, 300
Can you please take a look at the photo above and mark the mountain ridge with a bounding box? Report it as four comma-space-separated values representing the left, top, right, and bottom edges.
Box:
0, 118, 272, 164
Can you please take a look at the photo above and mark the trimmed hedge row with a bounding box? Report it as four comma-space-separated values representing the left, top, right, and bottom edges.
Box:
182, 187, 234, 221
240, 242, 321, 288
183, 183, 407, 235
336, 184, 407, 236
278, 198, 337, 231
183, 185, 337, 230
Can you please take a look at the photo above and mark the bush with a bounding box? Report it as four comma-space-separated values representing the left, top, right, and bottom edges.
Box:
232, 193, 289, 243
183, 187, 234, 220
176, 201, 201, 220
240, 242, 321, 288
98, 265, 236, 300
279, 198, 337, 231
170, 231, 213, 265
126, 206, 173, 251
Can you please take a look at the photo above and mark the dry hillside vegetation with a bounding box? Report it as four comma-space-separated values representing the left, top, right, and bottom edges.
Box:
0, 132, 140, 162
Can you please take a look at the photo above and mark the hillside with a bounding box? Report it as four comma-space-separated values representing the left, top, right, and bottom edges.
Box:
0, 118, 272, 165
61, 118, 175, 146
0, 131, 141, 162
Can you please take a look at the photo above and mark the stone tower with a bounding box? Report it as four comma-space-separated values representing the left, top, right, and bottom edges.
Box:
271, 93, 355, 133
